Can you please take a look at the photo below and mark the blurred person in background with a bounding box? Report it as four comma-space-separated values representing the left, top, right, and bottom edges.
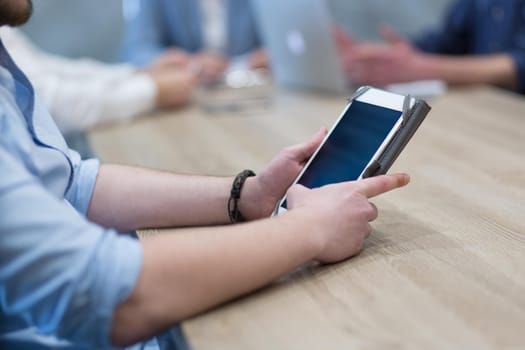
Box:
120, 0, 268, 83
0, 26, 197, 135
336, 0, 525, 93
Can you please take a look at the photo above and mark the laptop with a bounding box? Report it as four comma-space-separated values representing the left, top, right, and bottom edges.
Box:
252, 0, 350, 94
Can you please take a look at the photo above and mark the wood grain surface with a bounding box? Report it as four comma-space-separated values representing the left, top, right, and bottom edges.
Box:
89, 86, 525, 350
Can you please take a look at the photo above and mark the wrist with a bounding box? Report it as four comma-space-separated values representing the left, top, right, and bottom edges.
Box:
228, 170, 256, 223
410, 52, 434, 81
149, 73, 169, 108
237, 177, 275, 221
414, 52, 448, 82
280, 208, 326, 258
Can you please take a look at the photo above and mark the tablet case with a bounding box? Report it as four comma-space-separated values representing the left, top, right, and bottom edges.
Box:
272, 87, 430, 216
351, 86, 432, 178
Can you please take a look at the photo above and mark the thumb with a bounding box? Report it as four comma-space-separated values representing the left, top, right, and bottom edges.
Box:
287, 127, 327, 164
300, 127, 328, 162
286, 184, 310, 210
379, 25, 406, 45
286, 184, 310, 204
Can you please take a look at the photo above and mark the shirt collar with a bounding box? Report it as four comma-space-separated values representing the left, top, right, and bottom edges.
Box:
0, 36, 35, 129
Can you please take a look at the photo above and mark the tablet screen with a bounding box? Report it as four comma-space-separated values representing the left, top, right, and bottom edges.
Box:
298, 100, 402, 189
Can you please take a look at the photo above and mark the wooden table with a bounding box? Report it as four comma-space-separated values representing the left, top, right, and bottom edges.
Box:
89, 86, 525, 350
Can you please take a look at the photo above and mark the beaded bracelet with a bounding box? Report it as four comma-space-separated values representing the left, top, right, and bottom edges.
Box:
228, 169, 256, 223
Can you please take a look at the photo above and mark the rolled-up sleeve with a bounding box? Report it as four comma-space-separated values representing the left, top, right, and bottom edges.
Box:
64, 149, 100, 215
0, 146, 143, 348
413, 0, 474, 55
508, 50, 525, 93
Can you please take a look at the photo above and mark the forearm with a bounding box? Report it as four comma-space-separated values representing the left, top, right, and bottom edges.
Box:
110, 210, 321, 346
87, 164, 235, 231
418, 53, 519, 89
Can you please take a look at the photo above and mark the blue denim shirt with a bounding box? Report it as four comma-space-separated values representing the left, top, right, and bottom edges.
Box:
0, 39, 144, 349
120, 0, 261, 66
414, 0, 525, 92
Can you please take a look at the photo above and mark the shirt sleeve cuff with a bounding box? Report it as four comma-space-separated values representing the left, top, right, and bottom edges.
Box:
94, 235, 143, 347
509, 50, 525, 93
123, 72, 157, 115
65, 157, 100, 215
59, 232, 144, 348
101, 72, 157, 122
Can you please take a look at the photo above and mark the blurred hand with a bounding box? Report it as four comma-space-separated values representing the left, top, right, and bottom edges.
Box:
287, 173, 410, 263
150, 48, 191, 70
239, 128, 328, 220
191, 51, 228, 82
336, 26, 427, 85
248, 48, 270, 70
147, 66, 198, 108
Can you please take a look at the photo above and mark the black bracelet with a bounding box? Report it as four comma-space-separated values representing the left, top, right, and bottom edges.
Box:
228, 169, 256, 223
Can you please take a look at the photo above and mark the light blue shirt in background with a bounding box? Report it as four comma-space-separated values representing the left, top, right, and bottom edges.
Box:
120, 0, 261, 66
0, 39, 145, 349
